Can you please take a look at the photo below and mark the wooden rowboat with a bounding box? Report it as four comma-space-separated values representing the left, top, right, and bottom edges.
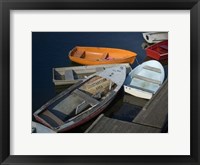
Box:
34, 66, 126, 132
145, 40, 168, 60
143, 32, 168, 44
68, 46, 137, 65
53, 63, 132, 86
124, 60, 165, 99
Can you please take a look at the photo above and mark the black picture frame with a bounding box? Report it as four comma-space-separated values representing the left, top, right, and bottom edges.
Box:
0, 0, 199, 164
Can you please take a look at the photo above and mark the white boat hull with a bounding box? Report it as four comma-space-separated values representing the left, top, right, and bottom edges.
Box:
124, 85, 153, 99
143, 32, 168, 44
124, 60, 165, 99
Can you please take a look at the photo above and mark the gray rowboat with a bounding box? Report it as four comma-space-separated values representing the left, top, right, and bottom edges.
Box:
53, 63, 131, 86
34, 66, 126, 132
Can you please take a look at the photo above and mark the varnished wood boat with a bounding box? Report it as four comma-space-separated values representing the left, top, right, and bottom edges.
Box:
53, 63, 132, 86
124, 60, 165, 99
68, 46, 137, 65
34, 66, 126, 132
145, 40, 168, 60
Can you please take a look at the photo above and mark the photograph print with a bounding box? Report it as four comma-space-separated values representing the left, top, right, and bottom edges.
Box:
32, 32, 168, 133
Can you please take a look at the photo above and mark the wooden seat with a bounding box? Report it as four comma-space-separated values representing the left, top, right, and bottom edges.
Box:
73, 50, 85, 58
143, 65, 161, 73
64, 70, 74, 80
101, 53, 109, 59
134, 74, 161, 85
73, 89, 99, 106
129, 84, 155, 94
42, 110, 65, 126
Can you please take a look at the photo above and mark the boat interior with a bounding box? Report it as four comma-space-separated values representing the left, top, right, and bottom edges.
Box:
54, 69, 92, 81
54, 67, 104, 81
150, 42, 168, 54
128, 65, 162, 94
72, 49, 112, 61
38, 76, 117, 128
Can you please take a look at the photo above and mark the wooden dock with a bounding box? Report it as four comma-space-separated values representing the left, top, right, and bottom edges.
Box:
85, 79, 168, 133
85, 114, 160, 133
132, 79, 168, 129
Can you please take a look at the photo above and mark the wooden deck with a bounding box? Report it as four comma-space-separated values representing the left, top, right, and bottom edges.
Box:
85, 79, 168, 133
132, 79, 168, 129
85, 114, 160, 133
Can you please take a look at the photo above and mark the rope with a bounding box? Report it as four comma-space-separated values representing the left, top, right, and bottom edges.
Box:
135, 57, 140, 65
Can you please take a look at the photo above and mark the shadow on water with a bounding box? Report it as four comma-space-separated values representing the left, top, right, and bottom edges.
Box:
32, 32, 168, 133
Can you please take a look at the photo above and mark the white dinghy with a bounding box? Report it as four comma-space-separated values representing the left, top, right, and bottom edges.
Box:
124, 60, 165, 99
143, 32, 168, 44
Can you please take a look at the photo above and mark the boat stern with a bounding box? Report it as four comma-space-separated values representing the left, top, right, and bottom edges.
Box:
124, 85, 153, 99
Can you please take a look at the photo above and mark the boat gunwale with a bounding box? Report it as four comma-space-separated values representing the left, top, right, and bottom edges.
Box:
72, 46, 137, 55
69, 56, 136, 65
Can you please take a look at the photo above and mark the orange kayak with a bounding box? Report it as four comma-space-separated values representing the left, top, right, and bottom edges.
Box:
68, 46, 137, 65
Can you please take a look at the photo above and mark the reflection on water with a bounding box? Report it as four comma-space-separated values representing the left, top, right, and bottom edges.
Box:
32, 32, 168, 133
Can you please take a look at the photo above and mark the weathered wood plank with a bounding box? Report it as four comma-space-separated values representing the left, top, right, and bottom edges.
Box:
143, 65, 161, 73
73, 89, 99, 106
132, 79, 168, 129
64, 70, 74, 80
42, 110, 65, 126
85, 114, 160, 133
134, 74, 161, 85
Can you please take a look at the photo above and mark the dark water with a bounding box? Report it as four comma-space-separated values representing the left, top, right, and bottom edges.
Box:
32, 32, 168, 132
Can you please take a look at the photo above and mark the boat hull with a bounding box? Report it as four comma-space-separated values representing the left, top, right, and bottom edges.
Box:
57, 94, 116, 132
145, 40, 168, 60
124, 60, 165, 99
53, 63, 132, 86
68, 46, 137, 65
124, 85, 152, 99
34, 66, 126, 132
143, 32, 168, 44
69, 56, 136, 65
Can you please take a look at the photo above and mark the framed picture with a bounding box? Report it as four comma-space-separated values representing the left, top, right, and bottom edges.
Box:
0, 0, 199, 164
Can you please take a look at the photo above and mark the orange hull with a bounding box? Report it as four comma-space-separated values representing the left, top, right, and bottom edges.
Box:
68, 46, 137, 65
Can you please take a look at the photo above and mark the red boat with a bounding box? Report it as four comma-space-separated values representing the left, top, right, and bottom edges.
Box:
145, 40, 168, 60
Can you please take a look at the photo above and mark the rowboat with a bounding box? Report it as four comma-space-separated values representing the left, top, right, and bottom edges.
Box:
124, 60, 165, 99
68, 46, 137, 65
145, 40, 168, 60
32, 121, 55, 133
34, 66, 126, 132
143, 32, 168, 44
53, 63, 132, 86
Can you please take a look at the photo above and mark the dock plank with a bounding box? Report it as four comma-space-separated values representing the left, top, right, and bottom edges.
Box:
85, 114, 160, 133
132, 79, 168, 129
